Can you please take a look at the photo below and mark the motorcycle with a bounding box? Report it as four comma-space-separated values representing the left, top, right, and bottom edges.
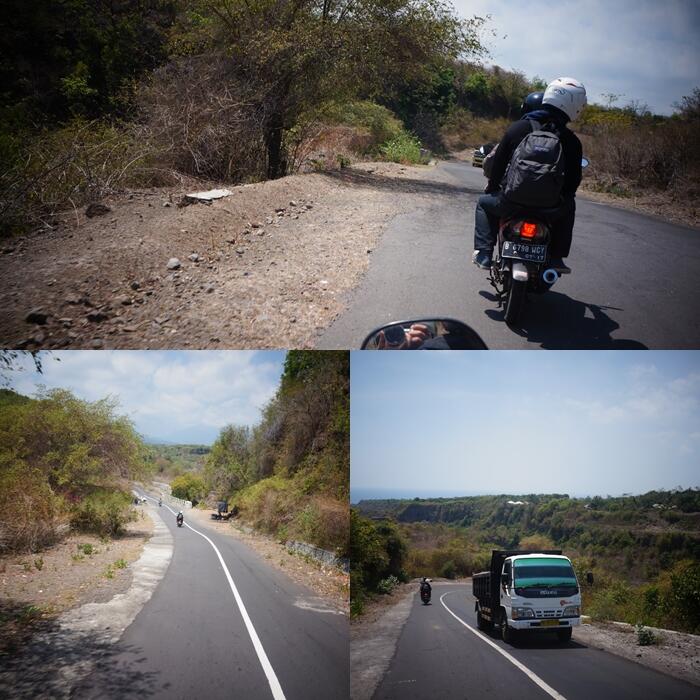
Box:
420, 582, 431, 605
176, 514, 184, 527
490, 214, 561, 325
361, 318, 487, 350
488, 157, 590, 326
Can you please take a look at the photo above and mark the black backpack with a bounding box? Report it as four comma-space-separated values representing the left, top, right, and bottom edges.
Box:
503, 120, 565, 207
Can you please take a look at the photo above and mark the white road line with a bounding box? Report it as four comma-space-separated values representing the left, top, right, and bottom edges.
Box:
439, 591, 567, 700
153, 496, 286, 700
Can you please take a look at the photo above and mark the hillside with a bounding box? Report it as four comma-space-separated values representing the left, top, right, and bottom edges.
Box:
352, 490, 700, 629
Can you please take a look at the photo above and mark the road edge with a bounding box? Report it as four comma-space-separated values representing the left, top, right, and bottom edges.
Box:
350, 585, 415, 700
2, 504, 175, 698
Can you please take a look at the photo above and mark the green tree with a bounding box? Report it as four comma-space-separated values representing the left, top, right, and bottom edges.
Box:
171, 472, 206, 504
174, 0, 486, 177
204, 425, 251, 496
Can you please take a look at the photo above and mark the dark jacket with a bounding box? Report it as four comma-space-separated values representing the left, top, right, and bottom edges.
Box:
486, 108, 583, 199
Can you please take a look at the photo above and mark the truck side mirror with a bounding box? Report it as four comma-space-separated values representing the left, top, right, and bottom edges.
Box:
586, 572, 594, 585
501, 574, 508, 586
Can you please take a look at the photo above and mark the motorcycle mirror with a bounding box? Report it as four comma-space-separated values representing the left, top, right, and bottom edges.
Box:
581, 157, 590, 168
360, 318, 487, 350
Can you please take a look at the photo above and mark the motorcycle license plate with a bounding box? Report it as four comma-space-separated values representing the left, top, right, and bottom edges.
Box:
502, 241, 547, 263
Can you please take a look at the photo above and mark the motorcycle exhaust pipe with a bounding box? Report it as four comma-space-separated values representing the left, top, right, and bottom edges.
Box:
542, 268, 559, 285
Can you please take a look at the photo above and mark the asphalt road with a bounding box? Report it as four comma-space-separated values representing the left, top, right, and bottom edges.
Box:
74, 498, 348, 699
371, 582, 697, 700
318, 160, 700, 349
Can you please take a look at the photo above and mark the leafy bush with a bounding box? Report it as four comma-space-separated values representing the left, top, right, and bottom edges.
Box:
376, 575, 400, 594
70, 489, 136, 537
170, 473, 206, 505
350, 511, 408, 610
379, 133, 427, 164
319, 101, 405, 152
636, 623, 657, 646
440, 559, 457, 579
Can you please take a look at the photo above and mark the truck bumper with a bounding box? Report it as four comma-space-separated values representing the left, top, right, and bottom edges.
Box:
510, 617, 581, 630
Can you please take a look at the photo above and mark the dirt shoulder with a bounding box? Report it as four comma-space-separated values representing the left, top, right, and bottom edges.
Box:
0, 162, 438, 349
0, 508, 154, 656
187, 506, 348, 614
575, 618, 700, 688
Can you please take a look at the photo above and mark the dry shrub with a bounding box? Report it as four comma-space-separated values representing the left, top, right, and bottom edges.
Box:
579, 119, 700, 198
293, 496, 349, 555
0, 119, 150, 235
236, 476, 297, 537
440, 108, 510, 150
0, 464, 63, 553
136, 55, 267, 182
289, 124, 373, 172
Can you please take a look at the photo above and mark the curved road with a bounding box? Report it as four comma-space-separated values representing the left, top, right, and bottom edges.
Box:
370, 582, 697, 700
75, 497, 348, 699
318, 160, 700, 349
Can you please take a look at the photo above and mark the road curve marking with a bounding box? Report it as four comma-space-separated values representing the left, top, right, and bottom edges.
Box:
158, 499, 286, 700
439, 591, 567, 700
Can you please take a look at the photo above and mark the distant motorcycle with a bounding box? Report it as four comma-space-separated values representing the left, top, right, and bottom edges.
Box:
420, 579, 432, 605
176, 512, 184, 527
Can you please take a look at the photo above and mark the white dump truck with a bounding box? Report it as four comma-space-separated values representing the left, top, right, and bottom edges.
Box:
473, 549, 586, 644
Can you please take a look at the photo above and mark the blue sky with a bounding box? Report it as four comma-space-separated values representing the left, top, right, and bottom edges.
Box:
6, 351, 286, 444
454, 0, 700, 115
351, 351, 700, 498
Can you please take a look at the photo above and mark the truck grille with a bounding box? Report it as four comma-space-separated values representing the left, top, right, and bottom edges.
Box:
535, 609, 563, 619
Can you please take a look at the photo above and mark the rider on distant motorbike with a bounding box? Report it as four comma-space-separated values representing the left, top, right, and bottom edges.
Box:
420, 577, 432, 595
176, 511, 184, 526
472, 78, 587, 274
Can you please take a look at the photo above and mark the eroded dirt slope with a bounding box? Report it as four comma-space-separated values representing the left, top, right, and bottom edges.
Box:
1, 163, 438, 349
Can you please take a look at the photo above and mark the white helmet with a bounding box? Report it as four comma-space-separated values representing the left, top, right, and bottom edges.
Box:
543, 77, 587, 121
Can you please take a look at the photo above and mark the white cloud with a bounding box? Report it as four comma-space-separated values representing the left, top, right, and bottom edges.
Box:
453, 0, 700, 114
5, 351, 284, 443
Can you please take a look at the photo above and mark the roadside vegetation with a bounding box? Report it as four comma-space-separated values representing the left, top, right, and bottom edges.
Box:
350, 510, 408, 616
352, 489, 700, 632
0, 0, 486, 235
3, 3, 696, 235
0, 386, 149, 553
200, 351, 349, 557
145, 443, 210, 481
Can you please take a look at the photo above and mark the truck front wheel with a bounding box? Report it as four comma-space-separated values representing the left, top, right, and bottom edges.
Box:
557, 627, 572, 643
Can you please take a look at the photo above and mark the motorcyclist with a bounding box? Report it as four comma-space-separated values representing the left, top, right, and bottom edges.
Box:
520, 90, 545, 116
176, 511, 184, 526
472, 78, 587, 274
158, 497, 162, 507
420, 577, 432, 595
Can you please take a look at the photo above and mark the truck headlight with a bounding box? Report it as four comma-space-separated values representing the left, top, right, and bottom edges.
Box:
563, 606, 580, 617
512, 607, 535, 619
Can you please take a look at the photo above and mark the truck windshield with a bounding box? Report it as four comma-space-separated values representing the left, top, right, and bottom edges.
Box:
514, 558, 577, 587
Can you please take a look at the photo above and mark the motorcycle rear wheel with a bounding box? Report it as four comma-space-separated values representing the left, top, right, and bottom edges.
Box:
504, 278, 526, 325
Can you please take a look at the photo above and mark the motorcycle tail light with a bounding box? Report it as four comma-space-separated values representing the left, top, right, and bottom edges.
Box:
521, 222, 537, 238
